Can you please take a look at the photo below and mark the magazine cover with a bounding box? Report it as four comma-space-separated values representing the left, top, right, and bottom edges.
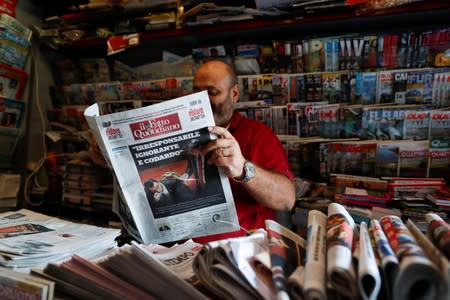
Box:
0, 97, 25, 128
85, 91, 239, 244
402, 109, 430, 140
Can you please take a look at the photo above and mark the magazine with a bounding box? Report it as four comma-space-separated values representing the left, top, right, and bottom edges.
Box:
84, 91, 239, 244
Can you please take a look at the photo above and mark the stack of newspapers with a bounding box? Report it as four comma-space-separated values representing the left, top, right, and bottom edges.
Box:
0, 209, 120, 271
3, 203, 447, 299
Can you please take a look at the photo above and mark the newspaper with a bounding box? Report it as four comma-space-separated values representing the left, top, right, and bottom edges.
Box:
303, 209, 327, 300
140, 239, 203, 285
407, 219, 450, 300
84, 91, 239, 244
325, 203, 358, 299
379, 215, 443, 300
97, 241, 208, 300
370, 219, 399, 300
265, 219, 307, 300
424, 212, 450, 260
192, 232, 266, 299
0, 209, 120, 271
357, 221, 381, 300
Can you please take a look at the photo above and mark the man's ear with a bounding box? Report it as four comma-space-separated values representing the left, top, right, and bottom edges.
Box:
231, 84, 240, 103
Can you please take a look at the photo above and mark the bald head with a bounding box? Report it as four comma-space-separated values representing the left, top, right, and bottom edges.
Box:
195, 60, 238, 89
193, 59, 239, 127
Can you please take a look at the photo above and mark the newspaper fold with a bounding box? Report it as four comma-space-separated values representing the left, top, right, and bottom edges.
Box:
326, 203, 358, 299
370, 219, 398, 300
265, 219, 306, 300
84, 91, 239, 244
380, 215, 443, 300
192, 233, 264, 300
407, 219, 450, 300
303, 209, 327, 300
424, 212, 450, 260
358, 221, 381, 300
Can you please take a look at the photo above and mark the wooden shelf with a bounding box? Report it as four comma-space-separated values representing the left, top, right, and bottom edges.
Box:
66, 0, 450, 49
46, 0, 450, 67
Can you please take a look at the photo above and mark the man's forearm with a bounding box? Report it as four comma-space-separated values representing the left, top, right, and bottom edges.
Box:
241, 165, 295, 211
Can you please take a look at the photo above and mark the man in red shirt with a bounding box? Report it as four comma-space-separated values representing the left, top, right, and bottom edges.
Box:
192, 59, 295, 243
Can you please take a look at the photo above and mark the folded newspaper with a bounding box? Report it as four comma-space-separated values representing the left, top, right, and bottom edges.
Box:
84, 91, 239, 244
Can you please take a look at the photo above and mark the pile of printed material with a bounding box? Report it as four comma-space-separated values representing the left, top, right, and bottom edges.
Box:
0, 209, 120, 271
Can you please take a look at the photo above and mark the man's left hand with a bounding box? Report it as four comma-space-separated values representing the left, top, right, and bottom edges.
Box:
199, 126, 246, 179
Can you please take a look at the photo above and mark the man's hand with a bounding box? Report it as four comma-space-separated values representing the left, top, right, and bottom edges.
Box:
199, 126, 246, 179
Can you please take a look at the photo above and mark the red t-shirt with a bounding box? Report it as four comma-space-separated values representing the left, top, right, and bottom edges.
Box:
194, 111, 294, 244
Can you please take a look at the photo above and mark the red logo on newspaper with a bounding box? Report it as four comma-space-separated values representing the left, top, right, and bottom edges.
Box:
130, 113, 182, 140
106, 127, 122, 140
189, 107, 205, 121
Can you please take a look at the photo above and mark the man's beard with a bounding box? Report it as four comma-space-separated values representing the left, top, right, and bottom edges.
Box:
212, 94, 234, 127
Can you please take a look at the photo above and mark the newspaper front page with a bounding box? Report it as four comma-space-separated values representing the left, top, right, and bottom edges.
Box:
84, 91, 239, 244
